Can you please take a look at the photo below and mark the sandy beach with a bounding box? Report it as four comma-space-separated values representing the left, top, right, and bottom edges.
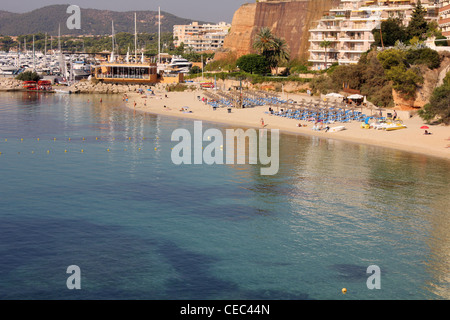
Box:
124, 89, 450, 161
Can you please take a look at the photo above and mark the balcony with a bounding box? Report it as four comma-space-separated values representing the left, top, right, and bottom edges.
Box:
309, 47, 339, 52
340, 46, 366, 52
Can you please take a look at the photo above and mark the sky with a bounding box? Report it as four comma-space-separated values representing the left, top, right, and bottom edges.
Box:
0, 0, 250, 23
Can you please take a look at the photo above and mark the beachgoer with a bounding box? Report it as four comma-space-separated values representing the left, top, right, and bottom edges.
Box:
424, 130, 432, 135
325, 125, 330, 132
261, 118, 265, 127
100, 98, 102, 103
393, 110, 397, 120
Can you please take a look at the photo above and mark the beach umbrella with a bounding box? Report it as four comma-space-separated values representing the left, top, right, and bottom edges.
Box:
420, 126, 429, 130
347, 94, 364, 99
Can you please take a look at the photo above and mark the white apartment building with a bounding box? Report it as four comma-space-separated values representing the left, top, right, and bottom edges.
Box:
439, 0, 450, 38
308, 0, 440, 70
173, 21, 231, 52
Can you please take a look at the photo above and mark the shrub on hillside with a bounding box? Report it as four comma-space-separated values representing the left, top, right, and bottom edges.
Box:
406, 47, 441, 69
15, 71, 41, 82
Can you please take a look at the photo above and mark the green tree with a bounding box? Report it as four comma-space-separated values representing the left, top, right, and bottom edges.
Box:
406, 47, 441, 69
418, 74, 450, 124
372, 18, 408, 47
252, 27, 290, 74
407, 0, 428, 40
270, 37, 290, 73
236, 54, 269, 75
377, 48, 424, 99
174, 42, 185, 56
359, 51, 394, 108
252, 27, 276, 57
189, 66, 202, 74
319, 40, 332, 70
309, 72, 341, 95
377, 48, 407, 70
0, 36, 17, 52
16, 71, 41, 82
385, 66, 423, 99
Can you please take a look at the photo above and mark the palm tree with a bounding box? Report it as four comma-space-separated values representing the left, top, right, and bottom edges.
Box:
319, 40, 332, 70
271, 37, 290, 75
252, 27, 276, 58
253, 27, 290, 75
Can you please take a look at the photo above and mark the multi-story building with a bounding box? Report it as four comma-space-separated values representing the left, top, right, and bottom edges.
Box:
439, 0, 450, 38
308, 0, 440, 70
173, 21, 231, 52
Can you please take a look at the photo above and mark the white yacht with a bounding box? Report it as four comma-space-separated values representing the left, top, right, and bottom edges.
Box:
166, 56, 192, 74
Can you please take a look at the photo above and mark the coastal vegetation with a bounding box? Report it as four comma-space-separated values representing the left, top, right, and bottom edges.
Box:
236, 54, 270, 75
15, 71, 41, 82
418, 71, 450, 124
371, 1, 447, 48
308, 44, 443, 108
252, 27, 290, 75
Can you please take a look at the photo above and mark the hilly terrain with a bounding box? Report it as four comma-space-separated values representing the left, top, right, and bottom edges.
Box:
0, 5, 209, 36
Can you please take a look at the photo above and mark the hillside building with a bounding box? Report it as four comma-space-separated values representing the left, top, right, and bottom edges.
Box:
173, 21, 231, 52
440, 0, 450, 38
308, 0, 440, 70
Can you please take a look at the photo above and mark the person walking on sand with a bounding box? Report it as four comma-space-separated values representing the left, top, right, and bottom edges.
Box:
261, 118, 265, 128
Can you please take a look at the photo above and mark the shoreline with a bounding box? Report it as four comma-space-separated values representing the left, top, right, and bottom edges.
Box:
124, 90, 450, 161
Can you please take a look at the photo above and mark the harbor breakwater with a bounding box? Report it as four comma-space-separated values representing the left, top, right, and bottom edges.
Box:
0, 78, 163, 94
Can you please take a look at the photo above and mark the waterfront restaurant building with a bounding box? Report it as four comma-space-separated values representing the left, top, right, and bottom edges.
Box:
94, 62, 158, 84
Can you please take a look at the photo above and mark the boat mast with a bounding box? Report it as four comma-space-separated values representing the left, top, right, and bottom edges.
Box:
134, 12, 137, 62
110, 20, 115, 63
158, 7, 161, 64
33, 35, 35, 72
58, 24, 66, 77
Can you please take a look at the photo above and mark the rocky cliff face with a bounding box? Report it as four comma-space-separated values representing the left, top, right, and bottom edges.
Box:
217, 0, 340, 61
393, 53, 450, 110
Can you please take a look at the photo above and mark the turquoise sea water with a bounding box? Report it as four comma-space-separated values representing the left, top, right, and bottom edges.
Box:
0, 92, 449, 300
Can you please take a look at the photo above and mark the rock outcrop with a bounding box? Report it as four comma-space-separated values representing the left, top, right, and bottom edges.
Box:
393, 52, 450, 109
217, 0, 340, 61
0, 78, 22, 90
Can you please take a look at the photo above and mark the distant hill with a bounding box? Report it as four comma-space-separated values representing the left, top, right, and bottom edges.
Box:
0, 5, 209, 36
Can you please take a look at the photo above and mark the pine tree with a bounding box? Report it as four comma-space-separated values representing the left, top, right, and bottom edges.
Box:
407, 0, 428, 40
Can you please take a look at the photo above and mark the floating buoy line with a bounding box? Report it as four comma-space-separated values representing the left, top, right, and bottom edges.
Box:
0, 136, 163, 156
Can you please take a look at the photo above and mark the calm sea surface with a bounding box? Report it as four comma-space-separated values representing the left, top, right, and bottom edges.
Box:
0, 92, 449, 300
